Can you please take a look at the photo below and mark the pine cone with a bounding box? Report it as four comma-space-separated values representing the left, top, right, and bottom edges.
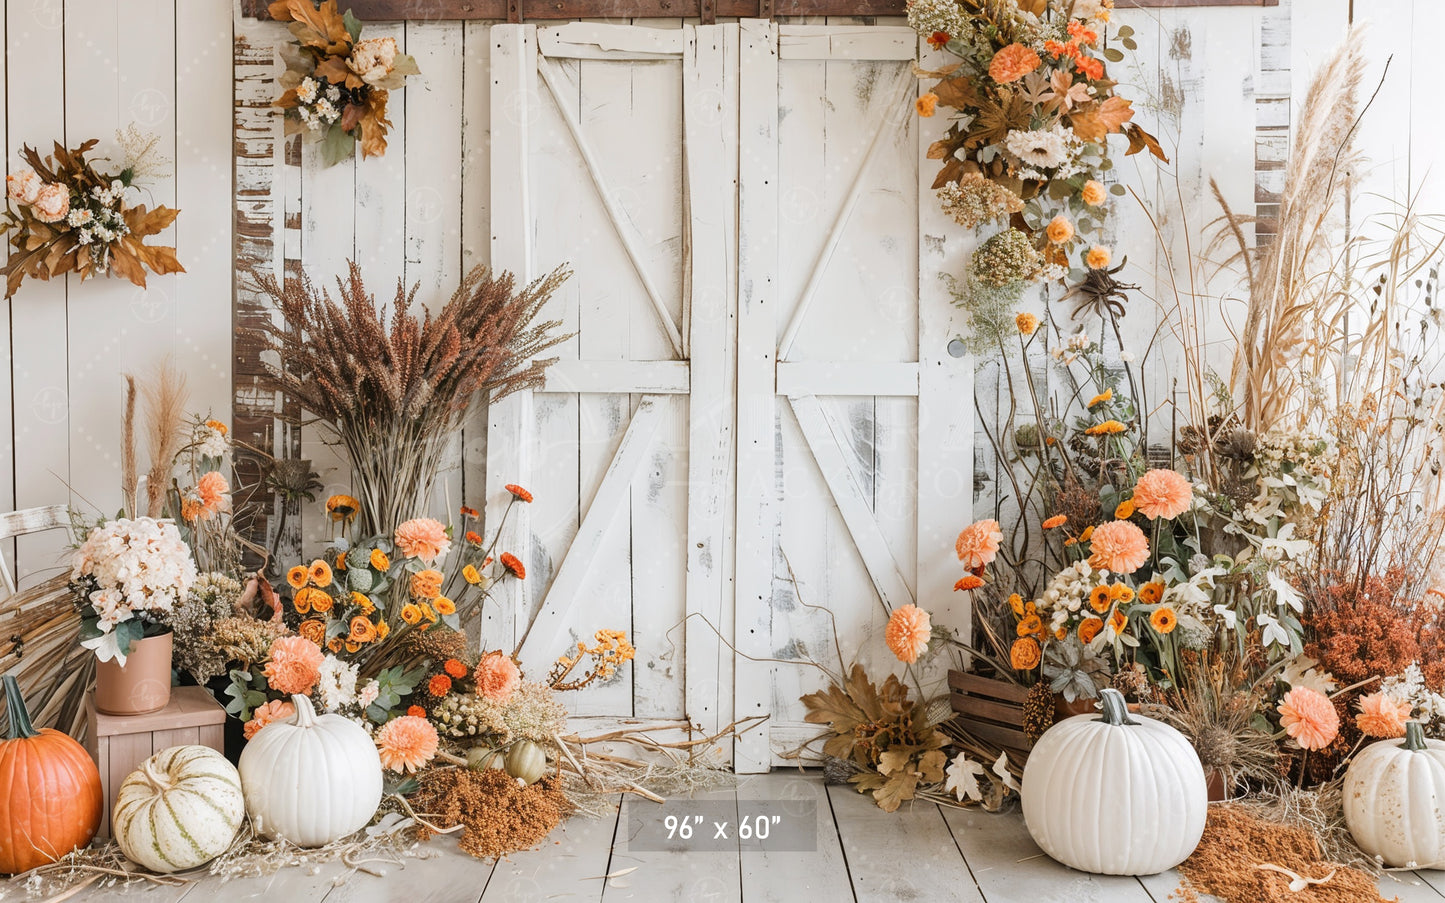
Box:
1022, 681, 1056, 744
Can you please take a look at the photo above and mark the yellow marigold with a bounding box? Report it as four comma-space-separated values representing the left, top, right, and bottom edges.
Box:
462, 564, 483, 585
989, 42, 1041, 83
916, 92, 939, 117
1010, 637, 1041, 670
1081, 179, 1107, 206
308, 559, 333, 588
1115, 499, 1135, 519
400, 603, 422, 625
1085, 245, 1112, 269
1016, 312, 1039, 335
370, 549, 390, 571
1087, 389, 1113, 408
1045, 214, 1075, 244
1042, 514, 1067, 530
885, 604, 932, 664
1149, 606, 1178, 634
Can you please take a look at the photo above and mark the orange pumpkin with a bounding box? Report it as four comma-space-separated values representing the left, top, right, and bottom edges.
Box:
0, 675, 103, 874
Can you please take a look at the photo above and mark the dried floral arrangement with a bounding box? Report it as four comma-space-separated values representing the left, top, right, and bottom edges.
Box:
269, 0, 421, 165
1, 128, 183, 298
909, 0, 1166, 322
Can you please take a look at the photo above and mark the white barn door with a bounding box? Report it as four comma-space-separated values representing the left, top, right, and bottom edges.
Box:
488, 24, 739, 727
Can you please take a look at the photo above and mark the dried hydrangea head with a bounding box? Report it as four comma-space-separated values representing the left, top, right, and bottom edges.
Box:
936, 173, 1025, 231
971, 229, 1042, 288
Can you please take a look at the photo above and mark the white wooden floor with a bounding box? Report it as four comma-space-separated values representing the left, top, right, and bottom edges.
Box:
47, 773, 1445, 902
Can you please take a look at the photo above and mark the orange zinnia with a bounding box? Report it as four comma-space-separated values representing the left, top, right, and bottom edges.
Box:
407, 705, 427, 718
1042, 514, 1067, 530
1010, 637, 1042, 670
286, 565, 309, 589
1078, 617, 1104, 644
465, 531, 483, 544
400, 603, 422, 625
505, 483, 534, 503
1149, 606, 1178, 634
954, 575, 985, 591
309, 559, 333, 588
885, 604, 932, 664
427, 674, 452, 697
500, 552, 526, 579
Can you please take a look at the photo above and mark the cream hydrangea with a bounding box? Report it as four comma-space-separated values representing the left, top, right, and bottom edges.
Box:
72, 517, 198, 660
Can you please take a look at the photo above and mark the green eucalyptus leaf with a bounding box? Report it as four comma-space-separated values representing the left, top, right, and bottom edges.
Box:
319, 125, 356, 167
343, 10, 363, 42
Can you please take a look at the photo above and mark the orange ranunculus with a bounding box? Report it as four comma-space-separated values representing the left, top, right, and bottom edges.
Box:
419, 603, 438, 623
350, 591, 373, 610
309, 558, 333, 588
1078, 617, 1104, 644
1010, 637, 1042, 670
1081, 180, 1107, 206
328, 637, 345, 653
299, 587, 333, 613
409, 569, 444, 600
989, 43, 1041, 83
344, 640, 361, 653
336, 552, 347, 571
286, 565, 309, 589
915, 92, 939, 117
1085, 245, 1113, 269
400, 603, 422, 625
349, 615, 378, 644
1138, 581, 1165, 605
434, 596, 456, 616
1046, 214, 1075, 244
298, 619, 326, 646
1108, 583, 1134, 603
326, 494, 360, 523
1017, 613, 1043, 637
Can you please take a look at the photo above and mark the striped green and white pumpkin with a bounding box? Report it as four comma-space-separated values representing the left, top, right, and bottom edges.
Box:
113, 746, 245, 873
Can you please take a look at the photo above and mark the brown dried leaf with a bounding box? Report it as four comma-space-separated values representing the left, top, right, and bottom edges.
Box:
931, 75, 978, 111
931, 157, 967, 190
1124, 122, 1170, 163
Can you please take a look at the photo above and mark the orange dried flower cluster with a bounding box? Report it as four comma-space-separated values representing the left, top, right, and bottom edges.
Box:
548, 629, 637, 691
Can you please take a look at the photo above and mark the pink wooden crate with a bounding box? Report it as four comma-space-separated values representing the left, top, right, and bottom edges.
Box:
83, 686, 227, 839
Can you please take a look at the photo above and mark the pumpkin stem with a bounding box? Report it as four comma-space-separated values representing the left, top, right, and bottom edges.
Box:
140, 758, 172, 792
2, 674, 38, 740
291, 693, 317, 728
1096, 687, 1137, 726
1403, 721, 1427, 752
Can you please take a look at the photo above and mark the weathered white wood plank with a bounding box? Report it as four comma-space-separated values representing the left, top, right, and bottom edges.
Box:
540, 23, 685, 59
775, 361, 918, 397
683, 22, 739, 747
827, 785, 985, 902
479, 800, 619, 902
777, 25, 916, 61
737, 772, 853, 902
323, 840, 491, 903
540, 360, 690, 394
601, 787, 740, 902
734, 17, 780, 774
0, 0, 13, 580
517, 395, 667, 673
459, 19, 493, 511
353, 21, 407, 293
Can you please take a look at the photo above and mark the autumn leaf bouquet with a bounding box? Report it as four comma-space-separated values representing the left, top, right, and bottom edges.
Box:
1, 129, 184, 299
269, 0, 421, 165
909, 0, 1164, 297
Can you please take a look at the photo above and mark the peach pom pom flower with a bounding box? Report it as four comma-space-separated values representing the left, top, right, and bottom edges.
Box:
475, 651, 521, 702
196, 471, 231, 517
1081, 180, 1107, 206
1355, 692, 1411, 739
375, 715, 440, 773
886, 605, 932, 664
243, 698, 295, 740
1085, 245, 1112, 269
955, 519, 1003, 569
1132, 469, 1193, 520
394, 517, 451, 564
988, 43, 1041, 83
1045, 215, 1075, 244
1278, 687, 1340, 751
263, 635, 326, 695
1087, 519, 1150, 574
1015, 312, 1039, 335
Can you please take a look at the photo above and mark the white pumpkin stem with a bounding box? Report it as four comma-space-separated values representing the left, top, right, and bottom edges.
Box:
1403, 721, 1426, 752
291, 693, 318, 728
140, 758, 173, 793
1096, 688, 1138, 726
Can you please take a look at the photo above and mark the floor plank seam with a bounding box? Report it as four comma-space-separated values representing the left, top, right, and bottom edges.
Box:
821, 782, 862, 903
935, 800, 992, 903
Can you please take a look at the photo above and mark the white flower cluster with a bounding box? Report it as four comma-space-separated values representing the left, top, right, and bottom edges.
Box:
1005, 124, 1085, 180
1382, 664, 1445, 734
71, 517, 198, 631
1037, 560, 1103, 631
1050, 330, 1095, 365
195, 421, 228, 459
73, 180, 130, 248
316, 654, 380, 725
906, 0, 966, 39
295, 77, 343, 132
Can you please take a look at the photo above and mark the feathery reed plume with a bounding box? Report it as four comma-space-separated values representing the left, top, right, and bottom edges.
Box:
121, 375, 137, 516
249, 261, 569, 535
1217, 24, 1366, 432
141, 359, 188, 518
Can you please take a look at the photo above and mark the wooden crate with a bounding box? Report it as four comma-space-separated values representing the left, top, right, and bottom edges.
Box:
947, 670, 1034, 762
84, 686, 227, 838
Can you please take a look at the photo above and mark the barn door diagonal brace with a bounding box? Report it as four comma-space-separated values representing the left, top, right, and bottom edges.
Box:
536, 52, 686, 360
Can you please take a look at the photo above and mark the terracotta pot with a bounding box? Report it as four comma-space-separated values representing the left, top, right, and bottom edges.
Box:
1205, 766, 1228, 802
94, 632, 173, 715
1054, 695, 1098, 719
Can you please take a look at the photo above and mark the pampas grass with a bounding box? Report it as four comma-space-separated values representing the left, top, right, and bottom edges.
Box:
140, 360, 188, 519
121, 375, 137, 516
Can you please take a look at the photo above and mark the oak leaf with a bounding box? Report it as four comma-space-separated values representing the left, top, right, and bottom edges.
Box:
930, 75, 978, 111
1070, 95, 1134, 142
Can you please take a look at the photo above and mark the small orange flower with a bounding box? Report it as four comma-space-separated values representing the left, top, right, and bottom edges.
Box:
292, 589, 311, 615
351, 591, 374, 610
376, 620, 390, 639
465, 531, 483, 545
1046, 214, 1075, 244
1075, 55, 1105, 81
1115, 499, 1135, 519
370, 549, 390, 571
420, 603, 438, 623
335, 552, 347, 572
349, 615, 377, 644
400, 603, 422, 625
1016, 312, 1039, 335
927, 31, 950, 50
308, 559, 333, 588
915, 92, 939, 117
434, 596, 457, 616
1089, 585, 1111, 613
1085, 245, 1113, 269
1008, 593, 1026, 617
328, 637, 345, 653
1078, 618, 1104, 644
1087, 389, 1113, 408
206, 419, 229, 436
505, 484, 534, 503
1042, 514, 1068, 529
1356, 692, 1412, 739
444, 659, 468, 679
407, 705, 427, 718
1010, 637, 1042, 670
500, 552, 526, 579
1085, 420, 1127, 436
1138, 581, 1164, 604
345, 640, 362, 653
1067, 20, 1099, 46
1079, 525, 1094, 542
1108, 609, 1128, 634
1055, 626, 1068, 640
463, 564, 483, 585
427, 674, 452, 697
885, 605, 933, 664
1108, 583, 1135, 603
305, 587, 333, 613
286, 565, 309, 589
326, 494, 360, 523
409, 569, 444, 600
460, 505, 480, 518
989, 42, 1041, 83
1081, 180, 1107, 206
1149, 606, 1178, 634
298, 619, 326, 646
1017, 613, 1043, 637
954, 575, 985, 591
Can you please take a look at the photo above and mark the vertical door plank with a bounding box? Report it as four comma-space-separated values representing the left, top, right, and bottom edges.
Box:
734, 17, 778, 773
459, 19, 494, 512
0, 1, 12, 578
354, 21, 408, 294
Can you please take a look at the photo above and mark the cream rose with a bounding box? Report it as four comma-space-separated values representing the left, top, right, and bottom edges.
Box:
349, 37, 398, 85
31, 183, 70, 223
7, 167, 42, 205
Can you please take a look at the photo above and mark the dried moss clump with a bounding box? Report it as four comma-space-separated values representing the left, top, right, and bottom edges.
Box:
412, 767, 571, 861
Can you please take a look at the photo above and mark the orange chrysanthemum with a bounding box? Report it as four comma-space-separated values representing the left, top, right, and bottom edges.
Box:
1278, 687, 1341, 751
263, 636, 325, 695
375, 716, 439, 774
1042, 514, 1068, 530
409, 569, 444, 600
988, 42, 1041, 83
1010, 637, 1041, 670
500, 552, 526, 579
475, 652, 521, 702
915, 92, 938, 117
395, 518, 451, 564
371, 549, 390, 571
400, 603, 422, 625
444, 659, 468, 679
1075, 55, 1105, 81
1085, 420, 1127, 436
427, 674, 452, 697
885, 605, 932, 664
244, 699, 295, 740
505, 484, 534, 503
955, 519, 1003, 569
954, 575, 985, 591
1078, 617, 1104, 644
308, 559, 333, 588
1088, 519, 1150, 574
1149, 606, 1178, 635
1137, 581, 1164, 605
462, 564, 483, 585
1081, 180, 1107, 206
286, 565, 309, 589
1355, 692, 1412, 739
1046, 214, 1075, 244
1016, 312, 1039, 335
465, 531, 483, 545
1085, 245, 1113, 269
349, 615, 377, 644
407, 705, 427, 718
1132, 469, 1193, 520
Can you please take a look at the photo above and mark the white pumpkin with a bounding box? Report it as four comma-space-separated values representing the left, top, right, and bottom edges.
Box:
505, 739, 549, 785
1345, 722, 1445, 868
1022, 688, 1208, 876
238, 693, 383, 847
113, 745, 245, 873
